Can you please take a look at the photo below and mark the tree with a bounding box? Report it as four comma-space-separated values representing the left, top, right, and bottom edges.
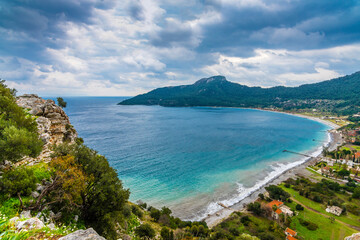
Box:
161, 227, 174, 240
296, 204, 304, 211
135, 224, 155, 239
265, 185, 290, 201
52, 143, 130, 239
247, 202, 263, 215
337, 169, 350, 179
353, 187, 360, 199
0, 81, 43, 163
150, 208, 161, 222
0, 167, 37, 197
57, 97, 67, 108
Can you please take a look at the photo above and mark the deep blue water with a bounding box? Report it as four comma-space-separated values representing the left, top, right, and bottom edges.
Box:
53, 97, 329, 220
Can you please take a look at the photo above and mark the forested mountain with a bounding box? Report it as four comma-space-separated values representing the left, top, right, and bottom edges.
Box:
119, 72, 360, 115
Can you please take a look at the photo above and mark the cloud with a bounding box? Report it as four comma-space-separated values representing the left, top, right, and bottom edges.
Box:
201, 44, 360, 87
0, 0, 360, 96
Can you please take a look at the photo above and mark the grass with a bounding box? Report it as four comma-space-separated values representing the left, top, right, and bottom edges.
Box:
289, 207, 356, 240
280, 185, 360, 228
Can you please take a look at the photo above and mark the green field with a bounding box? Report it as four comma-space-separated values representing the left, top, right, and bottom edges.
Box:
279, 185, 360, 239
288, 205, 355, 240
280, 185, 360, 228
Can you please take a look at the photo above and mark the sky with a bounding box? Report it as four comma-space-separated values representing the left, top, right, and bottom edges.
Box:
1, 0, 360, 96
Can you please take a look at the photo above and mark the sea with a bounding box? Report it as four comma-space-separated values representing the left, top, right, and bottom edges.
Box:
52, 97, 330, 221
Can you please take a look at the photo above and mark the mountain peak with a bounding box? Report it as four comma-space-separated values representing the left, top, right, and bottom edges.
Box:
194, 76, 227, 85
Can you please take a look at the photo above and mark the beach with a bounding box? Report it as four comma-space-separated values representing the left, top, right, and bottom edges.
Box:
203, 113, 343, 228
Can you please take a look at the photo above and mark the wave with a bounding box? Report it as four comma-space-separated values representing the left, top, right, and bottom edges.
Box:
187, 131, 330, 221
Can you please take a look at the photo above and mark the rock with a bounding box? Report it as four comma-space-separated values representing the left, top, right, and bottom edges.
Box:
345, 233, 360, 240
58, 228, 105, 240
120, 234, 131, 240
16, 217, 45, 230
31, 191, 40, 198
9, 216, 19, 224
48, 223, 56, 230
16, 94, 78, 164
20, 210, 32, 219
36, 183, 44, 192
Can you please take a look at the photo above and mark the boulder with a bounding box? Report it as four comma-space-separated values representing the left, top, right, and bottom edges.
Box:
345, 233, 360, 240
58, 228, 105, 240
20, 210, 31, 219
16, 217, 45, 230
31, 191, 40, 198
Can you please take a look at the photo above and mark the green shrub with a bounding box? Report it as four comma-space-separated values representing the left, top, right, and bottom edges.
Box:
30, 163, 52, 182
161, 227, 174, 240
0, 167, 37, 197
298, 218, 318, 231
131, 205, 143, 218
122, 204, 132, 218
135, 223, 155, 239
0, 80, 43, 163
150, 208, 161, 222
296, 204, 304, 211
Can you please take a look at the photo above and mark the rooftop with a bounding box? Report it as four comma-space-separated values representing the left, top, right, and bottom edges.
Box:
285, 228, 297, 236
267, 200, 283, 208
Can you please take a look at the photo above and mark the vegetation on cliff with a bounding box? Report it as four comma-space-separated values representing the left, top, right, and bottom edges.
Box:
0, 80, 43, 163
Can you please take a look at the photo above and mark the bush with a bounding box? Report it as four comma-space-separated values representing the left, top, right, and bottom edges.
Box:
131, 205, 143, 218
229, 227, 240, 236
353, 187, 360, 198
0, 80, 43, 163
135, 224, 155, 239
150, 208, 161, 222
296, 204, 304, 211
265, 185, 290, 201
122, 204, 132, 218
240, 215, 251, 226
298, 218, 318, 231
161, 227, 174, 240
52, 143, 130, 239
247, 202, 263, 215
0, 167, 37, 197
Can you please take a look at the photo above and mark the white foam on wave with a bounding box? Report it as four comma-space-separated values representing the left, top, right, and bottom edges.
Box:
188, 131, 331, 221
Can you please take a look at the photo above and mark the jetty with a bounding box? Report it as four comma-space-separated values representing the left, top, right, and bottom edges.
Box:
282, 150, 312, 158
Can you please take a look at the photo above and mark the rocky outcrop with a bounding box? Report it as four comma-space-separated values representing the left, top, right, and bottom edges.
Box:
346, 233, 360, 240
9, 216, 46, 231
58, 228, 106, 240
16, 94, 77, 163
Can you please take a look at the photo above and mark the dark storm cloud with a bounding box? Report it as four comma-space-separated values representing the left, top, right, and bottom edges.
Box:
195, 0, 360, 54
0, 0, 115, 61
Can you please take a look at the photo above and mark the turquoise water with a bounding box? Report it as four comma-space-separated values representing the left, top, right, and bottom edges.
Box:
59, 97, 330, 220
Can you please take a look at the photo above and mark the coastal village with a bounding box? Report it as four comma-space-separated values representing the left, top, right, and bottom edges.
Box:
209, 111, 360, 240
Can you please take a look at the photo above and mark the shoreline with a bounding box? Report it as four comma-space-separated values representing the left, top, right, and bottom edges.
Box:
203, 110, 343, 228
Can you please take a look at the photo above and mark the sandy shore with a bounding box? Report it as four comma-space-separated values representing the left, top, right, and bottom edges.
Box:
203, 112, 343, 228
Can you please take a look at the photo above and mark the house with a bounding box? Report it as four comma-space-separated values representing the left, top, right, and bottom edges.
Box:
285, 228, 298, 240
321, 166, 331, 175
286, 236, 298, 240
326, 206, 343, 216
267, 200, 283, 220
267, 200, 294, 219
285, 228, 297, 237
279, 205, 294, 217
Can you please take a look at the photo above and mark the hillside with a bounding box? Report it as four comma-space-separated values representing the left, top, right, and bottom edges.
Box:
119, 72, 360, 115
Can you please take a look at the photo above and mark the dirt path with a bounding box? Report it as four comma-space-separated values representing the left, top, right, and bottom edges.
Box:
290, 198, 360, 231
